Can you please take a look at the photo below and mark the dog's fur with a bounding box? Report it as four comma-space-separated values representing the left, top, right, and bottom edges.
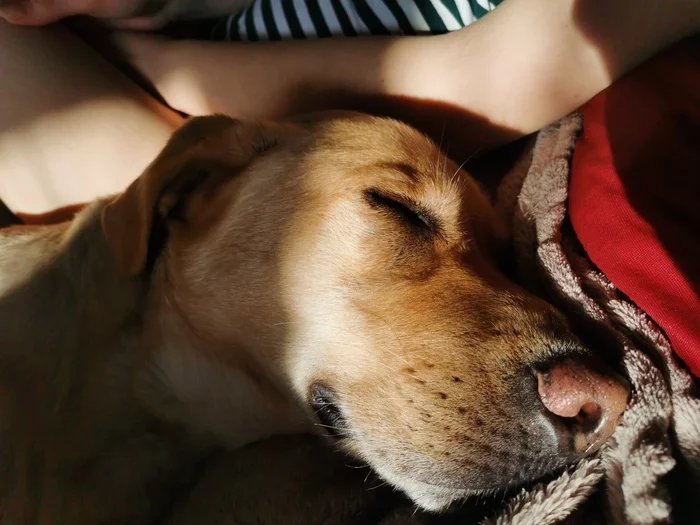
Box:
0, 113, 603, 522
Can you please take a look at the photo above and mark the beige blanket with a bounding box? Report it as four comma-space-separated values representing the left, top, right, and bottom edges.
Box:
164, 115, 700, 525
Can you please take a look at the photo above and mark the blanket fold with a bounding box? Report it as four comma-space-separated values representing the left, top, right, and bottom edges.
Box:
495, 113, 699, 525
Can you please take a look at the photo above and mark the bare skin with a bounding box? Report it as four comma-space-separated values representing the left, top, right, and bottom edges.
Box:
0, 0, 699, 215
5, 0, 694, 136
0, 19, 183, 215
0, 0, 254, 28
110, 0, 700, 135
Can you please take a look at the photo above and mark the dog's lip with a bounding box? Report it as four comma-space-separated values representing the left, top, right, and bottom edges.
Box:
389, 470, 562, 512
372, 463, 479, 510
396, 479, 474, 512
371, 449, 574, 511
308, 381, 350, 438
395, 476, 521, 495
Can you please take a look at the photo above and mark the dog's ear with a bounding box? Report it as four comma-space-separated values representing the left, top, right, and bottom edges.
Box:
101, 115, 277, 277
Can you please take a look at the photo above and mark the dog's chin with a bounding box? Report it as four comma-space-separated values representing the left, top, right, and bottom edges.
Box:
372, 466, 472, 512
403, 483, 471, 512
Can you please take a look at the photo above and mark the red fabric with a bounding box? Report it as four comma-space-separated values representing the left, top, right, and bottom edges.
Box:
569, 38, 700, 378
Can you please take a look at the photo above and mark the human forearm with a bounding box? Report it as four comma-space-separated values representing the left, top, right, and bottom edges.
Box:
121, 0, 700, 151
429, 0, 700, 135
120, 33, 515, 157
131, 34, 415, 117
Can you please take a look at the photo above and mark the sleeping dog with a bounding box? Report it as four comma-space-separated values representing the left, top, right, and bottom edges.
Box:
0, 112, 628, 523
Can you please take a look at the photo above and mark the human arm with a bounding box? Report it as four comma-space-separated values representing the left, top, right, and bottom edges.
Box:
117, 0, 700, 154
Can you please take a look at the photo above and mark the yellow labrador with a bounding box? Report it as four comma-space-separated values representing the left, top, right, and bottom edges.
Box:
0, 113, 628, 523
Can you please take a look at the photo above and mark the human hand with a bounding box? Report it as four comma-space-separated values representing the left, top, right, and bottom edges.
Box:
0, 0, 253, 29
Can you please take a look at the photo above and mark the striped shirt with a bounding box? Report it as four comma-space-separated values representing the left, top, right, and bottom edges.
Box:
209, 0, 503, 41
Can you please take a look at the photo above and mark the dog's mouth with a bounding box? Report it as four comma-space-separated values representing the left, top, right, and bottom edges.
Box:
308, 386, 470, 511
305, 367, 619, 513
309, 382, 351, 439
307, 382, 541, 502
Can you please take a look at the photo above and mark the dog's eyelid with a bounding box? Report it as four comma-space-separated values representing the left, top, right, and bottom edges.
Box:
363, 188, 441, 235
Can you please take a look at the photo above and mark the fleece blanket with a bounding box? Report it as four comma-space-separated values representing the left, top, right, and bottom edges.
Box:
163, 114, 700, 525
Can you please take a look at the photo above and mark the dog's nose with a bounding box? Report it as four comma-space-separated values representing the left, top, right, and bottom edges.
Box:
536, 358, 629, 455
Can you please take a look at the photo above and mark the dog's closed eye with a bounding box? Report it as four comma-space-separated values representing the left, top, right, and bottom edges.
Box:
363, 188, 440, 236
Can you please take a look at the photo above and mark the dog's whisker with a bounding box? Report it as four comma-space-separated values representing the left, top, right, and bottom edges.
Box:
443, 142, 451, 179
449, 149, 480, 188
436, 121, 447, 157
371, 360, 406, 374
313, 423, 352, 437
313, 422, 347, 430
583, 441, 597, 455
450, 158, 470, 186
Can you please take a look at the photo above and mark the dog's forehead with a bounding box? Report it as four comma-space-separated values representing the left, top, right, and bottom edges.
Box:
313, 116, 438, 158
298, 116, 450, 183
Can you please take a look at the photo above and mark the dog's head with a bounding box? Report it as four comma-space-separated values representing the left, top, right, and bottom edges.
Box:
102, 114, 628, 510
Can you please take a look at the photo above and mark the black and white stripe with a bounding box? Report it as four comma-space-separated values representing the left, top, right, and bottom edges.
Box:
210, 0, 502, 42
